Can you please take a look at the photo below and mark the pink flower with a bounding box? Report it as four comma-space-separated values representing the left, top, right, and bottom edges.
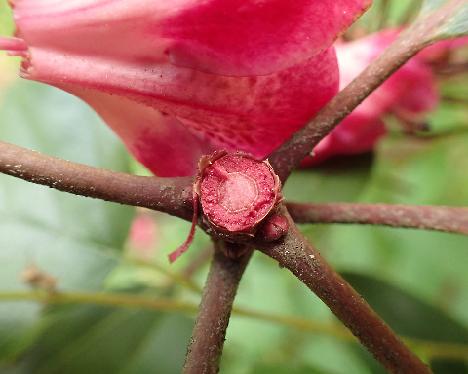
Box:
308, 29, 443, 165
0, 0, 370, 176
129, 214, 158, 259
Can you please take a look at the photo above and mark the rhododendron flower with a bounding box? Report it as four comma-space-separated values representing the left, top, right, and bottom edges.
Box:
308, 29, 443, 165
0, 0, 371, 176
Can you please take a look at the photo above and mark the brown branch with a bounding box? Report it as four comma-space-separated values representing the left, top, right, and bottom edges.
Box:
0, 140, 194, 221
256, 207, 431, 374
183, 243, 253, 374
287, 202, 468, 235
268, 2, 461, 182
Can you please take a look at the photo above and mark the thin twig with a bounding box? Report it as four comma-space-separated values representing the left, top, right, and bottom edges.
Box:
0, 290, 198, 313
2, 291, 467, 361
183, 243, 253, 374
0, 141, 194, 221
268, 2, 462, 182
256, 207, 431, 374
287, 202, 468, 235
124, 257, 468, 361
126, 257, 203, 294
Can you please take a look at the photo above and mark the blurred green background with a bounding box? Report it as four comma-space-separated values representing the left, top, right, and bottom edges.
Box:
0, 1, 467, 373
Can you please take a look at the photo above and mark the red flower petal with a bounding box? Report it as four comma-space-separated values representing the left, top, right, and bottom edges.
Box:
4, 0, 371, 175
162, 0, 372, 75
308, 29, 441, 165
32, 48, 338, 176
13, 0, 370, 77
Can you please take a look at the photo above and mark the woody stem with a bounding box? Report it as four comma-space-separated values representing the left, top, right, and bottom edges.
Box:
268, 3, 459, 182
287, 202, 468, 235
184, 243, 252, 374
0, 140, 194, 221
256, 207, 431, 373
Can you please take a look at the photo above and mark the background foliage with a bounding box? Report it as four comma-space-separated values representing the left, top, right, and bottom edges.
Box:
0, 0, 467, 373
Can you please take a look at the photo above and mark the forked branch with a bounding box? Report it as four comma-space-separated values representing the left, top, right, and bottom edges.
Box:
268, 3, 462, 182
287, 202, 468, 235
256, 207, 431, 374
0, 3, 464, 372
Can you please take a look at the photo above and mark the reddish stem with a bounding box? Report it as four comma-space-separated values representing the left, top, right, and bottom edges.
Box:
256, 208, 431, 374
184, 243, 252, 374
0, 141, 193, 221
287, 202, 468, 235
268, 3, 460, 182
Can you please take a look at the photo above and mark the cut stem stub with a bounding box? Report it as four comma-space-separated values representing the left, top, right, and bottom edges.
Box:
169, 151, 282, 262
198, 151, 282, 240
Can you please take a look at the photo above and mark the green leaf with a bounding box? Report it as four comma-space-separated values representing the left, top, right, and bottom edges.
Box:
343, 272, 468, 371
0, 81, 134, 248
431, 358, 468, 374
250, 363, 332, 374
0, 81, 135, 361
351, 0, 420, 31
0, 0, 14, 36
284, 156, 373, 204
19, 305, 192, 374
428, 103, 468, 135
343, 272, 468, 343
